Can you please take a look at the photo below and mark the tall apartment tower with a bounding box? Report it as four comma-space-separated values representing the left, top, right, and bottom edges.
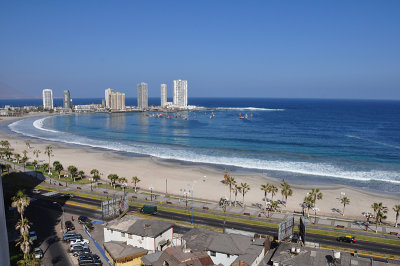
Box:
161, 84, 167, 107
42, 89, 54, 110
110, 92, 126, 110
173, 80, 188, 107
63, 90, 72, 109
137, 83, 148, 110
105, 88, 114, 109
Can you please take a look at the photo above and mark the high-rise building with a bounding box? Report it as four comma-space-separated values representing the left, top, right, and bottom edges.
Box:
42, 89, 53, 110
0, 173, 10, 266
137, 83, 148, 110
110, 91, 126, 111
105, 88, 114, 109
161, 84, 167, 107
63, 90, 72, 109
173, 80, 188, 107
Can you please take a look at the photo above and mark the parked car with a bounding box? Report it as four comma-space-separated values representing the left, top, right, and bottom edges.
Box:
70, 243, 89, 252
140, 205, 157, 215
337, 236, 356, 243
29, 231, 37, 241
85, 221, 94, 231
78, 216, 91, 224
73, 246, 91, 257
64, 233, 82, 241
78, 254, 102, 266
33, 247, 43, 259
31, 189, 40, 194
65, 220, 75, 231
70, 238, 90, 245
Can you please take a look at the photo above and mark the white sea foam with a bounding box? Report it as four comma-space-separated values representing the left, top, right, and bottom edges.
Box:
8, 117, 400, 185
346, 135, 400, 149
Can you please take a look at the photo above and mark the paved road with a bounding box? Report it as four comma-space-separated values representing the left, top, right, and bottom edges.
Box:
61, 192, 400, 256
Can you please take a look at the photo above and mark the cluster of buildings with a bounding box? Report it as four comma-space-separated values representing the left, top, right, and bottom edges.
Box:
39, 79, 189, 113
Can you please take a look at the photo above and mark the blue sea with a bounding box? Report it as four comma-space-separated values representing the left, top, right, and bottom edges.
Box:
3, 98, 400, 193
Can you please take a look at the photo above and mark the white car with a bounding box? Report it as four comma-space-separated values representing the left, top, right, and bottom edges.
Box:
70, 238, 89, 245
32, 189, 40, 194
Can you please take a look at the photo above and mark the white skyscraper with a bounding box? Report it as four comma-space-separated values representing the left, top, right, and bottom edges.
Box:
173, 80, 188, 107
110, 91, 126, 110
137, 83, 148, 110
105, 88, 114, 109
161, 84, 167, 107
42, 89, 53, 110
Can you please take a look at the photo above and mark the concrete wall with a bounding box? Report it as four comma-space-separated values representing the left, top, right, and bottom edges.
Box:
0, 174, 10, 266
105, 249, 143, 266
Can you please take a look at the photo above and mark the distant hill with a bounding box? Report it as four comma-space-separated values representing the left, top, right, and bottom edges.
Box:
0, 82, 34, 99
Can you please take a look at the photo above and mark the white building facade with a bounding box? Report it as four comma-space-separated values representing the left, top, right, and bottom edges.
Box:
105, 88, 114, 109
63, 90, 72, 109
42, 89, 53, 110
110, 91, 126, 111
160, 84, 167, 107
137, 83, 148, 110
173, 80, 187, 107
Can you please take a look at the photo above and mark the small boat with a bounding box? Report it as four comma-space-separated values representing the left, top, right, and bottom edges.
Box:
245, 114, 248, 119
239, 116, 245, 119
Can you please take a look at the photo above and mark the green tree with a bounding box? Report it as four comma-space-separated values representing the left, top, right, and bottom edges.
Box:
90, 169, 100, 191
68, 165, 78, 182
303, 194, 313, 217
108, 174, 119, 188
4, 150, 12, 160
54, 162, 64, 179
118, 177, 127, 193
14, 153, 21, 164
44, 145, 53, 174
21, 156, 28, 171
132, 176, 141, 193
240, 182, 250, 208
280, 181, 293, 206
1, 140, 11, 150
269, 185, 278, 200
310, 188, 323, 207
32, 160, 38, 170
12, 191, 32, 261
393, 205, 400, 228
33, 149, 41, 159
225, 176, 236, 205
42, 163, 49, 173
340, 196, 350, 216
78, 170, 85, 180
372, 202, 388, 233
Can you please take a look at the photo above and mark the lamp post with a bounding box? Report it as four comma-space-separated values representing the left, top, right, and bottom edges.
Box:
53, 202, 64, 231
362, 212, 372, 231
149, 186, 154, 201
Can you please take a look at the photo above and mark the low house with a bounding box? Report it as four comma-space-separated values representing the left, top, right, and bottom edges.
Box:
104, 241, 148, 266
143, 246, 214, 266
104, 215, 173, 252
182, 228, 268, 266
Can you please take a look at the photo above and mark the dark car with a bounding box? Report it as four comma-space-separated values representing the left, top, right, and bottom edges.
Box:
337, 236, 356, 243
78, 254, 102, 266
78, 216, 91, 224
34, 247, 44, 259
140, 205, 157, 215
64, 233, 82, 241
65, 220, 75, 231
72, 245, 91, 257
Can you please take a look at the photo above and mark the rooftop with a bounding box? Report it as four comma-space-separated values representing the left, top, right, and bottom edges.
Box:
151, 246, 214, 266
106, 215, 173, 238
104, 241, 147, 261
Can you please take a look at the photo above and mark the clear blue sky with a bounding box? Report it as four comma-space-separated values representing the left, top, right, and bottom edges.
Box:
1, 1, 399, 99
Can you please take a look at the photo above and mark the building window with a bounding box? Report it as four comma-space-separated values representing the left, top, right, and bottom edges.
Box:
227, 254, 230, 258
210, 251, 216, 257
121, 232, 125, 237
163, 261, 169, 266
128, 234, 132, 239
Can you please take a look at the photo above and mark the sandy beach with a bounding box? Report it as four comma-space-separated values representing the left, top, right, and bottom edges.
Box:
0, 114, 399, 223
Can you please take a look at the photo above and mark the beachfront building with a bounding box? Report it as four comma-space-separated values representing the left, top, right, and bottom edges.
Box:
173, 79, 188, 107
141, 246, 213, 266
104, 215, 173, 253
161, 84, 167, 107
0, 172, 10, 266
182, 228, 267, 266
42, 89, 53, 110
63, 90, 72, 109
110, 91, 126, 111
137, 83, 148, 110
104, 241, 148, 266
105, 88, 114, 109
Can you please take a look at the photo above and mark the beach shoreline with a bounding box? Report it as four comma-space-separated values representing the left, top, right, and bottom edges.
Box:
1, 113, 399, 223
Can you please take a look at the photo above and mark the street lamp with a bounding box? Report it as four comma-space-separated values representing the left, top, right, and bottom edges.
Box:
53, 202, 64, 231
362, 212, 373, 231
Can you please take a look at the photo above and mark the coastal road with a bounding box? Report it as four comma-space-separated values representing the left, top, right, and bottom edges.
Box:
36, 191, 400, 257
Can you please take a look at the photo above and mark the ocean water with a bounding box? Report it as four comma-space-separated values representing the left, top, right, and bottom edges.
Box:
4, 98, 400, 193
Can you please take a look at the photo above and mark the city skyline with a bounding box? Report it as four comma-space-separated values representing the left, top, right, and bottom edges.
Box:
1, 1, 400, 100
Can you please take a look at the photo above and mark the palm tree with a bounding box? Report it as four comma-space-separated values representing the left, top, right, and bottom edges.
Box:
132, 176, 141, 193
340, 196, 350, 216
78, 170, 85, 180
25, 140, 31, 150
11, 190, 30, 223
1, 140, 11, 150
372, 202, 388, 233
5, 164, 11, 173
33, 149, 41, 159
21, 156, 28, 171
32, 160, 38, 170
15, 229, 33, 261
303, 194, 313, 217
108, 174, 119, 188
225, 176, 236, 205
280, 181, 293, 206
44, 145, 53, 174
119, 177, 127, 193
22, 150, 28, 158
90, 169, 100, 191
68, 165, 78, 182
54, 162, 64, 179
310, 188, 323, 207
270, 185, 278, 200
233, 184, 240, 207
14, 153, 21, 164
260, 184, 270, 206
240, 182, 250, 208
393, 205, 400, 228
